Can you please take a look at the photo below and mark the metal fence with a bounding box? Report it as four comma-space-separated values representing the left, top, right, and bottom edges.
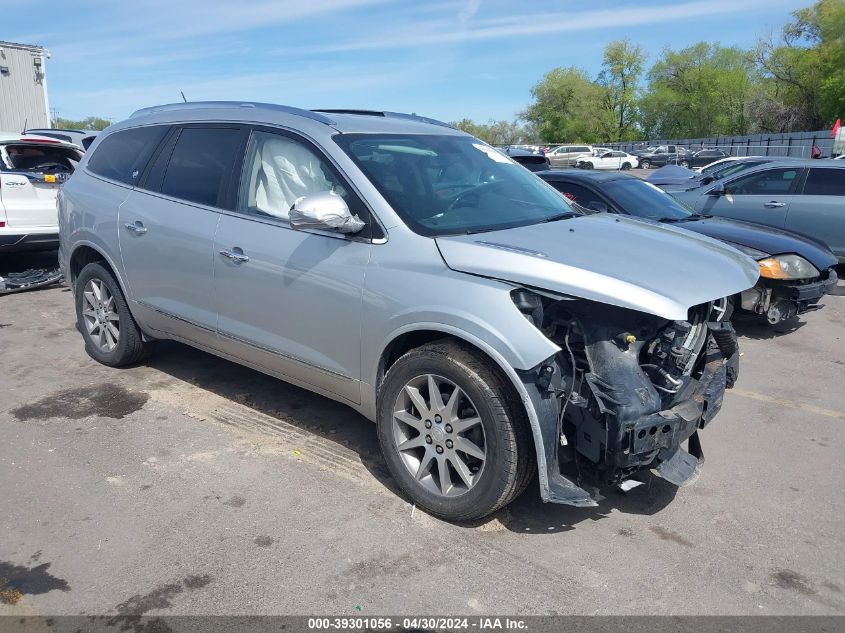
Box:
599, 130, 837, 158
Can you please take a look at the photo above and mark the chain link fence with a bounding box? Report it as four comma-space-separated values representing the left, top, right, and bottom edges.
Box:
599, 130, 837, 158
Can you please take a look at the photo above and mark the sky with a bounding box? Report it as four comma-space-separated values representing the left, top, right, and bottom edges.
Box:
4, 0, 812, 125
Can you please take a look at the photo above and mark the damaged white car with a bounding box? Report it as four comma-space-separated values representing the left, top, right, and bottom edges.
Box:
59, 103, 759, 521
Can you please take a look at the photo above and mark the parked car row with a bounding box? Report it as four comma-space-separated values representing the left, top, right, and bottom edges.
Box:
538, 169, 838, 325
5, 102, 841, 525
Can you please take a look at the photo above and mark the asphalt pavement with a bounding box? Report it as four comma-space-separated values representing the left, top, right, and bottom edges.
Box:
0, 251, 843, 617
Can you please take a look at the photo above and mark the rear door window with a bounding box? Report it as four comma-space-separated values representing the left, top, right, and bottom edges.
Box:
802, 168, 845, 196
87, 126, 168, 184
2, 144, 80, 173
159, 126, 244, 208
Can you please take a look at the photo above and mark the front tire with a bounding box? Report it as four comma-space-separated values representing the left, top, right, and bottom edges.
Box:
680, 160, 690, 168
640, 160, 651, 169
377, 341, 534, 522
75, 262, 155, 366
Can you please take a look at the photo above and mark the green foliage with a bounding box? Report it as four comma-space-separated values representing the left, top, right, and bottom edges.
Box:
53, 116, 112, 131
450, 118, 533, 145
498, 0, 843, 142
597, 40, 645, 141
522, 67, 611, 143
746, 0, 843, 130
639, 43, 756, 139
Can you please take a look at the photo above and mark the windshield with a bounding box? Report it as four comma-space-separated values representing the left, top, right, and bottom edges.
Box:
604, 178, 693, 221
705, 159, 767, 180
334, 133, 575, 236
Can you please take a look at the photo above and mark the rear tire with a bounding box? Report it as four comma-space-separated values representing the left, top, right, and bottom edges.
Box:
377, 340, 534, 522
621, 162, 632, 170
75, 262, 155, 367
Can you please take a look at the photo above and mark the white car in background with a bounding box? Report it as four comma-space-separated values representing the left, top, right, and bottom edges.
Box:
575, 149, 637, 170
0, 133, 83, 252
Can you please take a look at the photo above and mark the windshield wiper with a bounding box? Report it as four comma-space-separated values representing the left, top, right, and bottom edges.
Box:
540, 211, 578, 223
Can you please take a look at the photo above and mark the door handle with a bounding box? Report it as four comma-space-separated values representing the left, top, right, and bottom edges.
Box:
764, 201, 786, 208
219, 248, 249, 264
124, 221, 147, 234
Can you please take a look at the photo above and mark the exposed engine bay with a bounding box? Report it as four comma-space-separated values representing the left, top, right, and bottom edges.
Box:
513, 289, 739, 506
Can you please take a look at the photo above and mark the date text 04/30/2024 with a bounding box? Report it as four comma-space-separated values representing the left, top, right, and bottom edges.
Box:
307, 617, 528, 630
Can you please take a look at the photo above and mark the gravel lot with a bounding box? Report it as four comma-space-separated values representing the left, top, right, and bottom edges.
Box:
1, 251, 843, 617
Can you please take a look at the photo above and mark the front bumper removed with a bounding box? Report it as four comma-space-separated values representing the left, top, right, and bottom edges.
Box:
521, 322, 737, 507
741, 269, 838, 324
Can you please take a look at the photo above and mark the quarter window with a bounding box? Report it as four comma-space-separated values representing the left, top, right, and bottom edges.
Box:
87, 126, 167, 184
159, 127, 242, 207
803, 168, 845, 196
726, 168, 800, 195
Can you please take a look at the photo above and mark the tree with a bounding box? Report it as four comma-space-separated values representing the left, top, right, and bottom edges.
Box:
597, 40, 645, 141
450, 118, 533, 145
639, 43, 756, 139
522, 67, 610, 143
753, 0, 845, 130
53, 116, 112, 131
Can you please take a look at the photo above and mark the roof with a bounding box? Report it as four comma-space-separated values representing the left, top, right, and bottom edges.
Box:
125, 101, 462, 137
0, 41, 47, 53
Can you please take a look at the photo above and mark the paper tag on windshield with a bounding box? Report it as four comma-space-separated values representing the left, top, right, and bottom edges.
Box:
473, 143, 511, 163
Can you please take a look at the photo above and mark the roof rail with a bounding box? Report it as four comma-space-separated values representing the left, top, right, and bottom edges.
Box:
129, 101, 335, 125
312, 109, 453, 129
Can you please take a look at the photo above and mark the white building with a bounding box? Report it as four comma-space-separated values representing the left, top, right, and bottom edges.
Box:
0, 41, 50, 132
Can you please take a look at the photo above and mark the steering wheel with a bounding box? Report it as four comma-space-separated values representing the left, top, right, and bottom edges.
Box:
442, 180, 508, 215
33, 162, 70, 173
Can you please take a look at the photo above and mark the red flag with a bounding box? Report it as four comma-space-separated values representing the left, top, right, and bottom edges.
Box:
832, 118, 841, 138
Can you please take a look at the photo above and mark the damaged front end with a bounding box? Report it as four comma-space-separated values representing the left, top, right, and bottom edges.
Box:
513, 289, 739, 507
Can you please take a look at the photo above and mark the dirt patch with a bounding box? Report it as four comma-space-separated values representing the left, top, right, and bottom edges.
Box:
10, 383, 149, 421
771, 569, 815, 595
222, 495, 246, 508
103, 574, 213, 632
649, 525, 693, 547
0, 560, 70, 602
253, 535, 274, 548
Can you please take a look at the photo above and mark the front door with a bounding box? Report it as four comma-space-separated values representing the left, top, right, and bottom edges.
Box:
119, 124, 246, 346
212, 129, 371, 403
698, 166, 804, 228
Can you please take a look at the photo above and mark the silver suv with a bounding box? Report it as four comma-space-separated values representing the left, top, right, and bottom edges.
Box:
58, 103, 758, 521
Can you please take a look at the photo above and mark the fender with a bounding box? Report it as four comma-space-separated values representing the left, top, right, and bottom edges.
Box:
372, 321, 571, 503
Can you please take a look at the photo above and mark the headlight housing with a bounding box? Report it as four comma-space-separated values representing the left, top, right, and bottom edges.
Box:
758, 254, 819, 280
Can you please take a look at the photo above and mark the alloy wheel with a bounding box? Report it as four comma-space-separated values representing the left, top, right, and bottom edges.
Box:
81, 278, 120, 352
391, 374, 487, 497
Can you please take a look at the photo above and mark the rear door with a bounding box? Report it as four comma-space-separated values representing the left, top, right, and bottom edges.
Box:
118, 124, 247, 345
0, 142, 79, 228
784, 167, 845, 258
698, 166, 804, 227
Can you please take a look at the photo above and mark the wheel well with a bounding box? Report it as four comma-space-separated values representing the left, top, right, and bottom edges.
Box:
377, 330, 524, 411
69, 245, 107, 286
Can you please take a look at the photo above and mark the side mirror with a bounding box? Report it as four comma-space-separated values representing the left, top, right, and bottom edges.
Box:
709, 182, 726, 196
289, 191, 365, 234
587, 201, 609, 213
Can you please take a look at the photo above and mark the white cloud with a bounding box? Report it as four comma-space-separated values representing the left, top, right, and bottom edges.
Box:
285, 0, 799, 54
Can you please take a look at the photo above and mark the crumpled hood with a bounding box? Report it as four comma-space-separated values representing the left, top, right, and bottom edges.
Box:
678, 217, 838, 271
435, 214, 760, 320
